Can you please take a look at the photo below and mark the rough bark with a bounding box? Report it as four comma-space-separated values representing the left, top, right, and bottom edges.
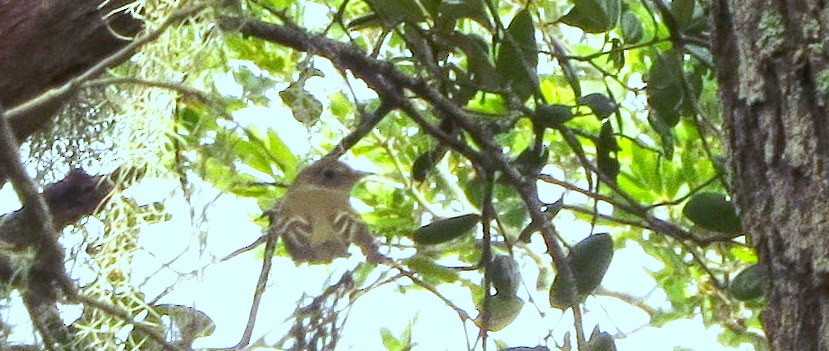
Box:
0, 0, 141, 142
711, 1, 829, 349
0, 1, 141, 345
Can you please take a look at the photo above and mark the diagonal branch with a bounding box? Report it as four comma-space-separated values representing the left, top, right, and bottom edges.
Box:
224, 14, 578, 304
0, 103, 72, 349
3, 4, 205, 122
232, 227, 280, 350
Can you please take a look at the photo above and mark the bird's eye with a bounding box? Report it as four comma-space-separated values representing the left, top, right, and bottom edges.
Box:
322, 168, 336, 179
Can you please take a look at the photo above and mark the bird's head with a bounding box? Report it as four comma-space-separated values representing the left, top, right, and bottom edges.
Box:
292, 157, 369, 191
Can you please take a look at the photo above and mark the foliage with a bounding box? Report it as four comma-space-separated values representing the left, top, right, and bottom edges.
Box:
0, 0, 768, 350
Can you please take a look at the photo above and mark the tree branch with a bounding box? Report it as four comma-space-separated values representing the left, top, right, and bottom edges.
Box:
225, 14, 579, 310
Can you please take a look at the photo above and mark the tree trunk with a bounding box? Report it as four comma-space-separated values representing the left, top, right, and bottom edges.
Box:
711, 1, 829, 349
0, 0, 141, 142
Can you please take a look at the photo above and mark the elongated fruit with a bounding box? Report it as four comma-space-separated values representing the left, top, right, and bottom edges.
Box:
730, 264, 766, 301
549, 233, 614, 309
683, 192, 742, 234
412, 214, 481, 245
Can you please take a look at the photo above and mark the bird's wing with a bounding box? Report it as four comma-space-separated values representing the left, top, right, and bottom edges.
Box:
269, 204, 317, 262
331, 211, 384, 263
331, 211, 362, 241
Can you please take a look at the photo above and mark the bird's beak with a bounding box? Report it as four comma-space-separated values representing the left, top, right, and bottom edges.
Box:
352, 169, 373, 179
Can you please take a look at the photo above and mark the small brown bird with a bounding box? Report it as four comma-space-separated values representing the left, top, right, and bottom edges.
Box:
268, 157, 381, 264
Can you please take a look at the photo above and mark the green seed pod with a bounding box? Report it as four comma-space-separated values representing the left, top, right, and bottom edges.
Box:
597, 121, 620, 180
533, 104, 573, 128
549, 270, 579, 309
578, 93, 617, 120
514, 145, 549, 178
683, 192, 742, 234
571, 233, 614, 294
412, 148, 447, 182
549, 233, 614, 309
730, 264, 766, 301
488, 255, 521, 296
412, 214, 481, 245
476, 294, 524, 331
584, 327, 616, 351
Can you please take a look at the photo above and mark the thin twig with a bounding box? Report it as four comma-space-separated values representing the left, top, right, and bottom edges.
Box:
84, 77, 212, 104
391, 269, 473, 321
539, 174, 692, 241
647, 175, 721, 209
329, 100, 394, 158
220, 236, 267, 262
233, 230, 279, 350
476, 171, 495, 349
69, 293, 186, 351
652, 0, 684, 48
572, 304, 586, 349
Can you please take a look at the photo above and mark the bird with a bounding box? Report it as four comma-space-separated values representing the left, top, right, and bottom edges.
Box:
267, 157, 381, 264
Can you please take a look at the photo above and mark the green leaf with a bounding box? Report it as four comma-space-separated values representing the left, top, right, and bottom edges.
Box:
608, 38, 625, 69
279, 84, 323, 127
380, 328, 399, 350
403, 255, 460, 283
671, 0, 696, 33
561, 55, 582, 98
233, 65, 277, 106
617, 140, 662, 201
648, 111, 676, 158
329, 92, 353, 118
496, 9, 538, 102
463, 175, 486, 208
224, 34, 291, 74
620, 10, 644, 43
266, 130, 298, 177
684, 44, 713, 70
499, 195, 531, 229
154, 304, 216, 341
560, 0, 621, 33
647, 52, 685, 127
438, 0, 492, 30
443, 32, 499, 91
348, 13, 384, 29
234, 140, 273, 175
380, 318, 415, 351
365, 0, 425, 27
178, 105, 205, 137
683, 192, 742, 234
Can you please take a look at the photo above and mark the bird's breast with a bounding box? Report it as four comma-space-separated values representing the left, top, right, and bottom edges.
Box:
280, 188, 353, 261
